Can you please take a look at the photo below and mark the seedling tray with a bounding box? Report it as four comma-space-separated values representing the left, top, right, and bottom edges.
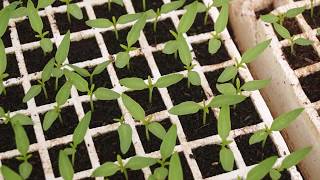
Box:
230, 0, 320, 179
0, 0, 304, 179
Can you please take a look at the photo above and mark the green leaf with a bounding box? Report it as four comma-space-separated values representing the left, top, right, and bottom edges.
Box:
0, 5, 14, 37
11, 114, 33, 126
209, 95, 246, 107
178, 1, 198, 33
23, 85, 42, 103
270, 108, 304, 131
11, 7, 27, 18
59, 150, 74, 180
40, 38, 53, 53
218, 106, 231, 140
249, 130, 268, 145
155, 73, 184, 88
163, 40, 178, 54
37, 0, 55, 9
188, 71, 201, 86
1, 165, 23, 180
68, 64, 90, 77
218, 66, 238, 83
161, 0, 185, 14
160, 124, 177, 160
92, 162, 120, 177
169, 152, 183, 180
43, 110, 59, 131
241, 39, 271, 64
0, 40, 7, 75
241, 79, 271, 91
260, 14, 279, 23
94, 88, 120, 100
153, 167, 168, 180
148, 122, 166, 140
177, 36, 192, 66
169, 101, 202, 116
127, 14, 147, 47
92, 61, 109, 75
122, 93, 145, 121
280, 147, 312, 170
209, 38, 222, 54
86, 19, 113, 28
56, 82, 72, 106
293, 38, 313, 46
55, 31, 70, 65
216, 83, 236, 95
19, 161, 32, 179
273, 23, 291, 40
64, 70, 89, 92
115, 52, 130, 68
269, 169, 281, 180
246, 156, 277, 180
67, 4, 83, 20
73, 111, 92, 146
118, 13, 142, 24
13, 124, 30, 155
215, 3, 228, 33
220, 147, 234, 172
118, 123, 132, 154
125, 156, 157, 170
285, 6, 305, 18
119, 77, 148, 90
27, 0, 43, 34
112, 0, 124, 6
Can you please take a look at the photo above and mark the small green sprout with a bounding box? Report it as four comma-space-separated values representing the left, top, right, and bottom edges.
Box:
246, 156, 278, 180
92, 155, 157, 179
169, 94, 246, 125
0, 40, 8, 95
197, 2, 215, 25
119, 73, 184, 103
261, 6, 305, 26
249, 108, 304, 146
86, 13, 142, 40
114, 116, 133, 154
121, 93, 167, 141
106, 0, 124, 12
59, 0, 83, 22
273, 23, 313, 54
59, 150, 74, 180
27, 0, 53, 53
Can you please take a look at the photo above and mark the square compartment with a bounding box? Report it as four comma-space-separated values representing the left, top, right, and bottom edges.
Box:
6, 53, 20, 79
2, 28, 12, 47
115, 55, 152, 80
23, 46, 56, 74
153, 51, 185, 75
0, 84, 27, 112
299, 71, 320, 103
204, 68, 224, 96
302, 6, 320, 29
131, 0, 163, 13
93, 3, 127, 19
54, 8, 89, 34
68, 38, 102, 64
143, 18, 176, 46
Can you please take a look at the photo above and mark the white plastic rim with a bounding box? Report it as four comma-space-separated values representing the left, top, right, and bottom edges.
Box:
230, 0, 320, 179
0, 0, 303, 179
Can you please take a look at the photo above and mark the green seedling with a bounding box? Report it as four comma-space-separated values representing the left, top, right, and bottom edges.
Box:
11, 0, 55, 19
119, 73, 184, 103
246, 156, 278, 180
114, 116, 133, 154
0, 40, 9, 95
261, 6, 305, 26
273, 23, 313, 54
106, 0, 124, 12
197, 2, 215, 25
58, 0, 83, 22
86, 13, 142, 40
249, 108, 304, 146
121, 93, 167, 141
147, 0, 185, 32
169, 94, 246, 125
92, 155, 156, 180
27, 0, 53, 53
59, 150, 74, 180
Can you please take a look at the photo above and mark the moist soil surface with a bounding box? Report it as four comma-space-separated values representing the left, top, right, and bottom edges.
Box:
299, 70, 320, 103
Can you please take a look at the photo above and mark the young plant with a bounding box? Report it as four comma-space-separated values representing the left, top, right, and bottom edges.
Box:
119, 73, 184, 103
106, 0, 124, 12
249, 108, 304, 146
0, 40, 8, 95
169, 94, 246, 125
246, 156, 278, 180
27, 0, 53, 53
92, 155, 157, 180
58, 150, 74, 180
121, 93, 167, 141
59, 0, 83, 22
273, 23, 313, 54
86, 13, 142, 40
261, 6, 305, 26
114, 116, 133, 154
197, 2, 215, 25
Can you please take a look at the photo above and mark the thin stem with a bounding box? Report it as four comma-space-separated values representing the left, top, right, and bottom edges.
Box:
71, 151, 76, 165
148, 87, 153, 104
311, 0, 314, 18
90, 75, 93, 86
204, 10, 209, 25
153, 17, 158, 32
202, 108, 207, 125
187, 78, 190, 88
145, 126, 150, 141
142, 0, 146, 11
290, 41, 295, 55
123, 169, 128, 180
90, 93, 94, 112
55, 77, 59, 91
58, 113, 63, 124
42, 82, 48, 100
114, 27, 119, 40
108, 0, 111, 12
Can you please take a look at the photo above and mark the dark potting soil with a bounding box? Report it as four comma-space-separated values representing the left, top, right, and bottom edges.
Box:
115, 55, 152, 80
102, 27, 140, 55
52, 0, 83, 7
93, 3, 127, 20
68, 38, 102, 64
167, 78, 207, 105
93, 130, 136, 163
31, 77, 66, 106
255, 3, 274, 19
282, 45, 320, 70
0, 85, 27, 112
54, 8, 89, 34
109, 169, 145, 180
275, 18, 302, 40
136, 118, 179, 153
82, 100, 122, 129
204, 68, 225, 95
39, 105, 79, 140
23, 46, 57, 74
131, 0, 163, 13
192, 144, 236, 178
299, 70, 320, 103
126, 88, 166, 116
6, 53, 20, 79
0, 123, 36, 152
302, 5, 320, 29
143, 18, 176, 46
235, 133, 279, 166
192, 40, 230, 66
49, 142, 92, 177
1, 152, 45, 179
184, 12, 214, 36
2, 28, 12, 47
153, 51, 185, 75
16, 16, 53, 44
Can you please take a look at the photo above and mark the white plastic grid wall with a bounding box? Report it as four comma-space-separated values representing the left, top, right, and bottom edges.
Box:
0, 0, 303, 179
